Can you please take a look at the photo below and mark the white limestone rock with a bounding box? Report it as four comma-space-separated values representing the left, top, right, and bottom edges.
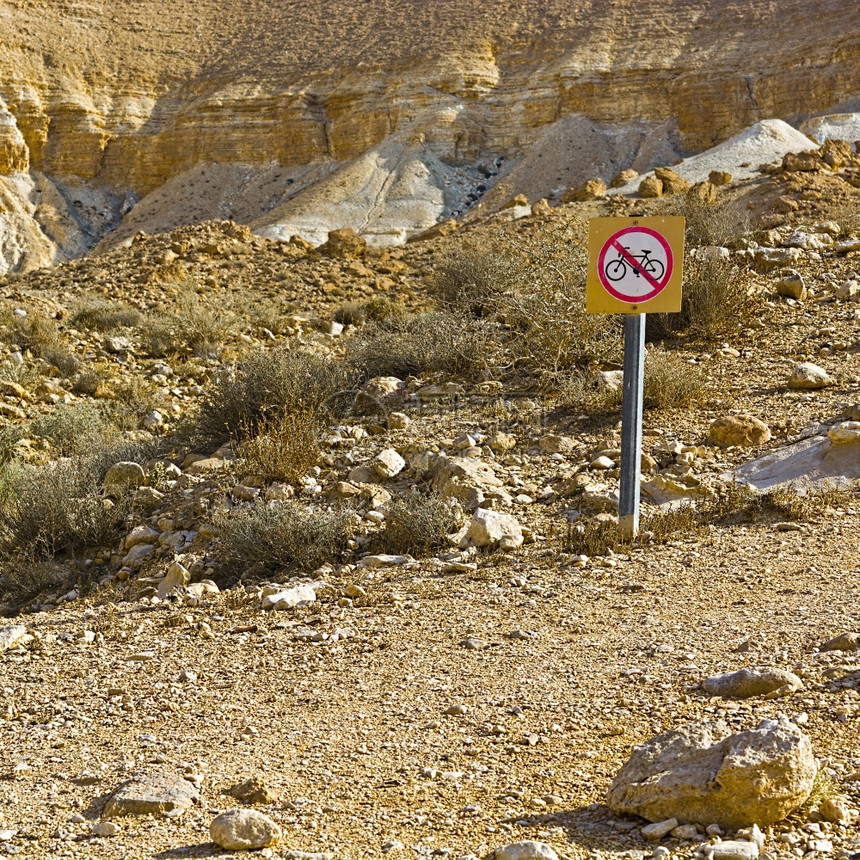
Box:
210, 808, 282, 850
607, 716, 817, 829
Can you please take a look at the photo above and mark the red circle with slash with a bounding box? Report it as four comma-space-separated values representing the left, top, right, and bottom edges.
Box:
597, 226, 674, 303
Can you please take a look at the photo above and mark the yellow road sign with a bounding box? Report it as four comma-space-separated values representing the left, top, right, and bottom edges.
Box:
586, 216, 684, 314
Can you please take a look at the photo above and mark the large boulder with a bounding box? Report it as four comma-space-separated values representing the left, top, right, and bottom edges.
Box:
654, 167, 690, 195
607, 716, 817, 829
104, 770, 200, 818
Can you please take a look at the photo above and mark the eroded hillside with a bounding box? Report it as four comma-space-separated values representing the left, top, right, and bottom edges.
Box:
0, 0, 859, 268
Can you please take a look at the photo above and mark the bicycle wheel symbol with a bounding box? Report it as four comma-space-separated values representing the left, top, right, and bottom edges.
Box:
605, 249, 665, 283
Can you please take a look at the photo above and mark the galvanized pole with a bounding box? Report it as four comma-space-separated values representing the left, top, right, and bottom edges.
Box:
619, 313, 645, 540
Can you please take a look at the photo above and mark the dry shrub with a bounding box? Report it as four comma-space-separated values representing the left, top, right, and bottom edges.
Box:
705, 482, 855, 524
643, 350, 707, 410
0, 307, 59, 356
430, 222, 623, 380
70, 299, 142, 332
30, 404, 114, 457
41, 346, 80, 377
106, 376, 158, 431
661, 192, 751, 249
383, 493, 461, 556
236, 410, 320, 484
188, 345, 356, 448
347, 311, 489, 381
0, 555, 68, 607
0, 458, 127, 561
564, 519, 620, 556
647, 254, 762, 343
334, 296, 404, 327
140, 288, 234, 358
559, 351, 705, 413
215, 500, 355, 581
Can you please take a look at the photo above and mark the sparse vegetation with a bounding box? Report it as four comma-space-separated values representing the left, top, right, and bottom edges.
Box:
430, 222, 623, 381
236, 410, 321, 484
187, 345, 357, 448
347, 311, 489, 381
647, 254, 763, 342
382, 493, 462, 556
30, 404, 113, 457
215, 500, 355, 582
0, 458, 126, 562
140, 287, 234, 358
70, 299, 142, 332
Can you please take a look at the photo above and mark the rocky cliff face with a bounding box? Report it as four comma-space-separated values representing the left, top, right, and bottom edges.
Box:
0, 0, 858, 270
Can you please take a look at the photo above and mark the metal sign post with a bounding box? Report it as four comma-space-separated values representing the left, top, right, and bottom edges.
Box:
619, 314, 645, 539
586, 216, 684, 541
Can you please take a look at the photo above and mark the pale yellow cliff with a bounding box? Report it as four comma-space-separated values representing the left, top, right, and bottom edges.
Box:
0, 0, 858, 268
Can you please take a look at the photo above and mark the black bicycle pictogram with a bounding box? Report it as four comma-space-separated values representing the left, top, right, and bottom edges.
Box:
605, 246, 665, 282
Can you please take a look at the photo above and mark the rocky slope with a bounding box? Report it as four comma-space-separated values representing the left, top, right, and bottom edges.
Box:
1, 0, 859, 268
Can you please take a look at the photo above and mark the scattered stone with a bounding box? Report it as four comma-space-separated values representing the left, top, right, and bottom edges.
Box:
709, 170, 733, 186
610, 168, 639, 188
501, 193, 528, 210
641, 819, 678, 842
775, 270, 806, 300
708, 415, 771, 447
156, 562, 190, 599
819, 632, 860, 652
103, 461, 146, 495
655, 166, 690, 194
318, 227, 366, 259
538, 435, 576, 455
787, 362, 832, 389
711, 841, 759, 860
461, 508, 523, 550
638, 176, 663, 198
91, 821, 121, 837
701, 667, 803, 699
104, 770, 201, 818
671, 823, 699, 840
227, 776, 280, 805
828, 421, 860, 444
356, 554, 410, 568
372, 448, 406, 479
607, 715, 817, 829
494, 841, 559, 860
210, 808, 282, 850
818, 796, 853, 824
0, 625, 27, 652
260, 584, 316, 611
688, 181, 718, 204
564, 178, 606, 202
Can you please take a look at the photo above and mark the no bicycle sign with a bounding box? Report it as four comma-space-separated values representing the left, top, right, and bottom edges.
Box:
586, 216, 684, 313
